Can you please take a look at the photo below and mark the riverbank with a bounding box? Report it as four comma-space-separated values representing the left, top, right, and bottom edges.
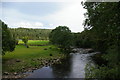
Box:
20, 48, 96, 78
2, 40, 65, 78
3, 56, 65, 78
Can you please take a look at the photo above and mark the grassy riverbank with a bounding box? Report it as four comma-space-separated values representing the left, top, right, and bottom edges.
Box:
2, 40, 65, 75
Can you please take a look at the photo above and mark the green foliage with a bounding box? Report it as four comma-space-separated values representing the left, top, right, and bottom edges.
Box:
21, 36, 29, 48
85, 64, 119, 80
21, 37, 28, 44
9, 28, 52, 40
82, 2, 120, 79
19, 40, 49, 46
15, 39, 19, 45
1, 20, 16, 55
73, 29, 93, 48
49, 26, 73, 52
2, 44, 65, 73
83, 2, 120, 52
103, 45, 119, 65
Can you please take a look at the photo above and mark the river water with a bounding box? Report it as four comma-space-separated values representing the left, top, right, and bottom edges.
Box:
24, 48, 95, 78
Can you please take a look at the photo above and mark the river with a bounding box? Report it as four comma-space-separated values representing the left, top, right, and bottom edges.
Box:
23, 48, 96, 78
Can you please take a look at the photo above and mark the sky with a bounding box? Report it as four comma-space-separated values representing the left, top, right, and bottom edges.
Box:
1, 1, 87, 32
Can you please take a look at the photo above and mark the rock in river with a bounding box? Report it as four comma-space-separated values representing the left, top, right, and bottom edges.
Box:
4, 72, 9, 75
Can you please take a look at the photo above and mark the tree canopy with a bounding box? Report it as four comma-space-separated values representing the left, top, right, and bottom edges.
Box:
22, 36, 29, 48
10, 28, 52, 40
49, 26, 73, 52
81, 2, 120, 79
1, 20, 16, 55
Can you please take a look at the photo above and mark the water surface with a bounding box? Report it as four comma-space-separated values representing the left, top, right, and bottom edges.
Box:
25, 48, 95, 78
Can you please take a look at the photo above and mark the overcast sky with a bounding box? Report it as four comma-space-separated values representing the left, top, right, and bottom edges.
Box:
1, 1, 87, 32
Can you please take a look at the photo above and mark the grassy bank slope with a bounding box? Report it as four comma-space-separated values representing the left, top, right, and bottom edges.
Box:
2, 40, 64, 73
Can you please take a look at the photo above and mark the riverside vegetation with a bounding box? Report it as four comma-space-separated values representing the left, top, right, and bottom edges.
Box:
2, 40, 65, 78
1, 2, 120, 80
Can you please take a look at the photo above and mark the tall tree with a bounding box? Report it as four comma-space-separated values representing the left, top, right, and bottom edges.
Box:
1, 20, 16, 55
49, 26, 73, 52
82, 2, 120, 79
22, 36, 29, 48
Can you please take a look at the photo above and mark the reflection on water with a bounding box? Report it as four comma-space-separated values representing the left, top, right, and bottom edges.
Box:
24, 48, 95, 78
69, 54, 88, 78
26, 66, 54, 78
52, 56, 71, 78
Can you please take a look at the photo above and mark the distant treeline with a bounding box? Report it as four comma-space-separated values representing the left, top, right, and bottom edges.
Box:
9, 28, 52, 40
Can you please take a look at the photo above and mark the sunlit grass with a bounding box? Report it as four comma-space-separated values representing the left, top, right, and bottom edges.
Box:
19, 40, 49, 45
2, 40, 64, 73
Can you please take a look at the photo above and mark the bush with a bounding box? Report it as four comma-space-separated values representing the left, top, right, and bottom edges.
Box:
44, 48, 47, 50
49, 54, 53, 56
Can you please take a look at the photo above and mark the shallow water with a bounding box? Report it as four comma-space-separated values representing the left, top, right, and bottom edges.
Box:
24, 48, 95, 78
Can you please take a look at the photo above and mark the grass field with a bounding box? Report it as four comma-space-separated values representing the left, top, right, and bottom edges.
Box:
2, 40, 64, 73
19, 40, 49, 46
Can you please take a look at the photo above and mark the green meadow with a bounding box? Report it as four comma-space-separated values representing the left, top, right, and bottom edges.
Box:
18, 40, 49, 46
2, 40, 64, 73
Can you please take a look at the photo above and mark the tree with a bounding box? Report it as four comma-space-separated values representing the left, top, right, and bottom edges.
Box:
22, 36, 29, 48
73, 29, 93, 48
83, 2, 120, 52
9, 28, 52, 40
82, 2, 120, 79
1, 20, 16, 55
49, 26, 73, 52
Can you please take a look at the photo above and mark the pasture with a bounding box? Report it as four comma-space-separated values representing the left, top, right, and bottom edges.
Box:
2, 40, 64, 73
18, 40, 49, 46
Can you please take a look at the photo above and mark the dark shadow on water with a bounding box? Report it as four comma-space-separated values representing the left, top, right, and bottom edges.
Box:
19, 49, 96, 79
51, 56, 71, 78
24, 56, 71, 78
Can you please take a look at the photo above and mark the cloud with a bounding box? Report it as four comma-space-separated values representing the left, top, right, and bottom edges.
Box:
45, 2, 87, 32
49, 24, 53, 26
35, 22, 43, 27
1, 2, 87, 32
12, 22, 43, 28
2, 8, 44, 28
1, 0, 85, 2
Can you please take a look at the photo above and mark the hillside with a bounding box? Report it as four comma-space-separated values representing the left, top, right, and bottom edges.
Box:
9, 28, 52, 40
